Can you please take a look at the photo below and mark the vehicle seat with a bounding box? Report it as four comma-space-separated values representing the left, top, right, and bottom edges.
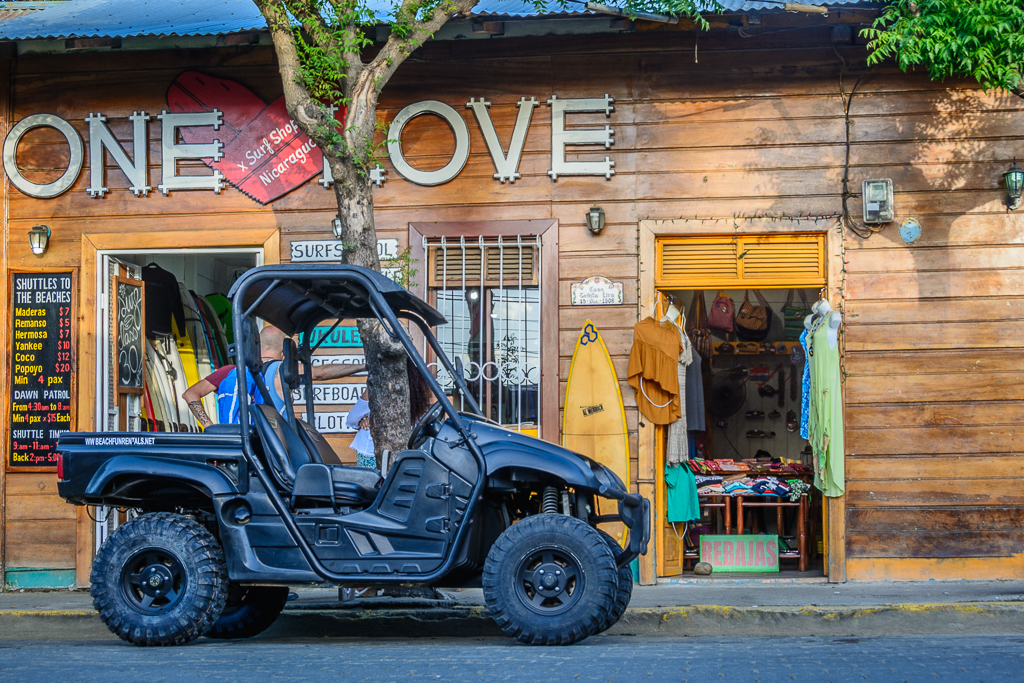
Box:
296, 418, 344, 465
251, 404, 381, 506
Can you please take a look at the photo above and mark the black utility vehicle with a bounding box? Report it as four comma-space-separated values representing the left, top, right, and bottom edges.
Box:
56, 265, 649, 646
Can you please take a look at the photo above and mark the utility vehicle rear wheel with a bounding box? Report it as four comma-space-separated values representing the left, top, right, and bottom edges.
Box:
482, 513, 618, 645
594, 529, 633, 633
91, 512, 228, 646
206, 585, 289, 640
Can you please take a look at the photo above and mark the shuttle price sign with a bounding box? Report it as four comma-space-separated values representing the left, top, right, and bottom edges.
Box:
9, 272, 75, 468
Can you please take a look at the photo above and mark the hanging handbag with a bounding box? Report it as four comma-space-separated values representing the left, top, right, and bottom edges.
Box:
734, 289, 773, 342
707, 290, 735, 333
781, 289, 811, 341
685, 290, 713, 362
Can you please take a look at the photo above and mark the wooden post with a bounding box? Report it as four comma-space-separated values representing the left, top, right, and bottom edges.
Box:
798, 494, 809, 573
0, 44, 12, 589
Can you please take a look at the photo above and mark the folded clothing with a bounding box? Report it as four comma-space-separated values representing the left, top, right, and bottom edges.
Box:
694, 474, 723, 487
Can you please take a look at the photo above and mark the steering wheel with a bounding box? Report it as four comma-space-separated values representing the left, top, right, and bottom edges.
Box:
408, 401, 446, 449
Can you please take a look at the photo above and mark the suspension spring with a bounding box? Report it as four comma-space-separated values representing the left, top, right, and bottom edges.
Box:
541, 486, 559, 514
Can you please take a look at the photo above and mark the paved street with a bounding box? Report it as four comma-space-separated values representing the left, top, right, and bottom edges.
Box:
2, 635, 1022, 682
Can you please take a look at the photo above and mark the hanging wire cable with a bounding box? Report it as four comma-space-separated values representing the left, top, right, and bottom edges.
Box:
834, 44, 880, 240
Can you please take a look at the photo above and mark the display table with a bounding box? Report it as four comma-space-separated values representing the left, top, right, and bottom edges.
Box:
688, 493, 810, 572
735, 493, 809, 571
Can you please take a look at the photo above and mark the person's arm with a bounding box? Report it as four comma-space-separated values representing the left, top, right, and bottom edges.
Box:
311, 362, 366, 381
182, 378, 217, 428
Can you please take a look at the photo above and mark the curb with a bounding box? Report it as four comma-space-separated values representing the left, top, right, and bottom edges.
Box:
2, 602, 1022, 640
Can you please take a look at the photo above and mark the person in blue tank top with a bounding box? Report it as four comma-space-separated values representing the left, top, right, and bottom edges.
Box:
182, 325, 365, 427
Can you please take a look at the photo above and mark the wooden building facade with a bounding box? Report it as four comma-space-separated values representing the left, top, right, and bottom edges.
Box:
1, 13, 1023, 588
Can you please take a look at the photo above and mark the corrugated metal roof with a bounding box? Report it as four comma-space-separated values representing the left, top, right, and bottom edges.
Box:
0, 0, 875, 40
0, 0, 267, 40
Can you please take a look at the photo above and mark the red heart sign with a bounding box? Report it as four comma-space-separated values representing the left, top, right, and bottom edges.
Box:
166, 71, 343, 204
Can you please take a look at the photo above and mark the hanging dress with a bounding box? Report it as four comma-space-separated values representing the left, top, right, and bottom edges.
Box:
808, 312, 845, 497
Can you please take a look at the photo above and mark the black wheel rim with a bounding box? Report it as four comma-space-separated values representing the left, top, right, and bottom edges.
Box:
514, 545, 585, 616
120, 547, 187, 615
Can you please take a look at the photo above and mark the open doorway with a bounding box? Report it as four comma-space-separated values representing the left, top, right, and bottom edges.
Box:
657, 288, 825, 577
93, 248, 262, 548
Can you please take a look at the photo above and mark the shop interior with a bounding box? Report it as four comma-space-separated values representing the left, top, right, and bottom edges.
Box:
100, 249, 260, 435
657, 287, 827, 576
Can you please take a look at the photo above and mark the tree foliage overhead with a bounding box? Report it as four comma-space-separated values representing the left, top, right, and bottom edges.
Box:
862, 0, 1024, 96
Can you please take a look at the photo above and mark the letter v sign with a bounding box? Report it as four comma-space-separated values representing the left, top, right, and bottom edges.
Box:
466, 96, 539, 184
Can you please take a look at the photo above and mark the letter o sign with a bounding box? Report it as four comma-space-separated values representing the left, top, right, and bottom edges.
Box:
386, 101, 469, 186
3, 114, 84, 198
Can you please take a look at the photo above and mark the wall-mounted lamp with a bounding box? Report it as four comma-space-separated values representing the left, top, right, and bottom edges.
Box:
333, 218, 343, 240
1004, 161, 1023, 210
585, 205, 606, 234
28, 224, 50, 255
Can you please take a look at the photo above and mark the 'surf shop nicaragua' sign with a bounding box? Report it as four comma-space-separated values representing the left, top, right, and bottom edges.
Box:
2, 70, 617, 203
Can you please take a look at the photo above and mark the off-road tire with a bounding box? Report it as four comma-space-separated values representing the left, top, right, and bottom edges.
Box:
91, 512, 228, 646
592, 529, 633, 633
482, 513, 619, 645
206, 585, 289, 640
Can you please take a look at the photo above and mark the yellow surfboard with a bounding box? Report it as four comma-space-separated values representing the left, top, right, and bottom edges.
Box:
562, 321, 630, 545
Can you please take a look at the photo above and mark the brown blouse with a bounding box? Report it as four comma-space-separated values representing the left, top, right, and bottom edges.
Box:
627, 317, 683, 425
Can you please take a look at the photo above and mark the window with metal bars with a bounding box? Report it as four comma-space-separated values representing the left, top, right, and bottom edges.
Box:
423, 236, 541, 434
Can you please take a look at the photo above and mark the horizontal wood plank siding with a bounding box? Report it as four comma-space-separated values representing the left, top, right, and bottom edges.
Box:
4, 23, 1023, 581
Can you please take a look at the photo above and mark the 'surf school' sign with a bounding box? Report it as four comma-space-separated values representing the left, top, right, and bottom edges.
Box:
2, 71, 617, 204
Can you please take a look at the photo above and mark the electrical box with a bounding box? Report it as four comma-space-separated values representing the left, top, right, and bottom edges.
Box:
862, 178, 894, 224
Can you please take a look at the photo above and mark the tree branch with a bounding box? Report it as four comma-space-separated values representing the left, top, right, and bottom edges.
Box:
254, 0, 334, 147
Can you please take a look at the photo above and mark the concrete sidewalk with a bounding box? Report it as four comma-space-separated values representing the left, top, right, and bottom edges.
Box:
2, 580, 1023, 640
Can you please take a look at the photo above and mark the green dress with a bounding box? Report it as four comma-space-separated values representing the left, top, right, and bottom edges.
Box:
665, 464, 701, 523
808, 312, 844, 497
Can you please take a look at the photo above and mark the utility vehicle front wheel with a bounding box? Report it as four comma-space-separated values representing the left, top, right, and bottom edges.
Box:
206, 585, 289, 640
595, 529, 634, 634
482, 514, 619, 645
91, 512, 228, 646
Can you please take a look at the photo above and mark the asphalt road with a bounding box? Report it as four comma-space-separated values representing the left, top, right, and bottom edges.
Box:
2, 635, 1022, 682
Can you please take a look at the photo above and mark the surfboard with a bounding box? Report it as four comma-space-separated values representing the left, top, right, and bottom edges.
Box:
562, 321, 631, 546
146, 339, 177, 428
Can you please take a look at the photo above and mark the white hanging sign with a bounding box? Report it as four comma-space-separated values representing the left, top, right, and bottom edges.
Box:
290, 238, 399, 262
301, 411, 355, 434
570, 276, 623, 306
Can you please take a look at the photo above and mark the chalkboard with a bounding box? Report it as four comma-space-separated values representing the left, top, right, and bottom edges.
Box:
9, 271, 75, 469
114, 276, 145, 394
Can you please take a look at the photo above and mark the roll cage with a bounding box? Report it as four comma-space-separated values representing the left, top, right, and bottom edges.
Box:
227, 264, 489, 584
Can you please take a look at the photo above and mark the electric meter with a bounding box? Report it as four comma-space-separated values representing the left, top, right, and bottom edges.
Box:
862, 178, 894, 224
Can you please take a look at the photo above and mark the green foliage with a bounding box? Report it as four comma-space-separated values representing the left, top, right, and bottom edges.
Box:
862, 0, 1024, 92
620, 0, 724, 30
382, 246, 419, 289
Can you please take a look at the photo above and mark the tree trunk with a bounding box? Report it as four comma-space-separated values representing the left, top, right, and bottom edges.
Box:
329, 155, 411, 469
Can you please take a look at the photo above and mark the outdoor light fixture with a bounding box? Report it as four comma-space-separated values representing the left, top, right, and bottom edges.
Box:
862, 178, 894, 224
333, 218, 343, 239
28, 224, 50, 255
585, 205, 606, 234
1004, 160, 1023, 210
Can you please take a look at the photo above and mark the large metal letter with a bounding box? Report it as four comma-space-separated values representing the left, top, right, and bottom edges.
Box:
386, 101, 470, 186
156, 110, 225, 194
320, 104, 386, 189
2, 114, 84, 198
547, 94, 615, 180
86, 111, 151, 198
466, 96, 538, 184
319, 105, 339, 188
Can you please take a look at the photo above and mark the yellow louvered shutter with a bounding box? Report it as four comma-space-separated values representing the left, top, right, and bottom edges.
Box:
656, 233, 826, 288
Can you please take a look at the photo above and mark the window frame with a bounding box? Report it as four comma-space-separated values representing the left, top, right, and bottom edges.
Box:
409, 220, 559, 443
